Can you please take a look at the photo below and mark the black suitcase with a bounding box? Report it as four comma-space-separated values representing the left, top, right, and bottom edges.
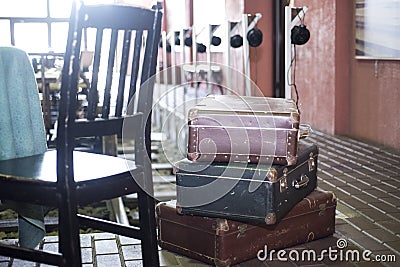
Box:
176, 142, 318, 225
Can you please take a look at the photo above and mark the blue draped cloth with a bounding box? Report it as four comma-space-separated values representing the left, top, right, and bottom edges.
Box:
0, 46, 48, 248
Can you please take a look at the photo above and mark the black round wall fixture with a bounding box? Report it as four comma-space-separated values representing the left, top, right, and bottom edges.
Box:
159, 40, 172, 52
184, 36, 193, 47
291, 24, 310, 45
196, 43, 206, 53
211, 36, 221, 46
166, 43, 172, 52
174, 32, 181, 45
230, 34, 243, 48
247, 28, 263, 47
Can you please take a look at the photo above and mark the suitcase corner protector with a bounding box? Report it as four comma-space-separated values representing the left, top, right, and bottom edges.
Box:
266, 168, 278, 182
214, 258, 232, 267
187, 152, 200, 161
331, 191, 337, 204
291, 111, 300, 122
265, 213, 277, 225
286, 155, 297, 166
176, 205, 183, 214
155, 202, 164, 214
188, 109, 199, 120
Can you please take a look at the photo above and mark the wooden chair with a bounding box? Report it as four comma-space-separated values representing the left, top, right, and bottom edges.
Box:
0, 3, 162, 267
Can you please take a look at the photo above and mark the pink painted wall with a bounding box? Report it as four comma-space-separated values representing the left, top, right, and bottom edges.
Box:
244, 0, 274, 97
350, 60, 400, 150
292, 0, 340, 134
294, 0, 400, 150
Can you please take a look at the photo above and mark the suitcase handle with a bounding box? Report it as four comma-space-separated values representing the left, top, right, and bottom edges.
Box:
299, 124, 313, 140
293, 174, 309, 189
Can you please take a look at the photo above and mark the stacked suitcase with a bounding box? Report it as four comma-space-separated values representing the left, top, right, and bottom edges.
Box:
156, 95, 336, 266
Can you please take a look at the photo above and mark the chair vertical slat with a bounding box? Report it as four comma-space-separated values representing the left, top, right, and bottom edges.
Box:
87, 29, 103, 120
57, 2, 83, 266
128, 30, 143, 110
140, 9, 162, 267
102, 30, 118, 119
137, 25, 160, 117
137, 10, 162, 161
115, 31, 132, 117
58, 0, 82, 182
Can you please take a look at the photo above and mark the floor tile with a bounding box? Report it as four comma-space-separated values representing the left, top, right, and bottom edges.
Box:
383, 240, 400, 255
340, 198, 371, 210
367, 202, 400, 214
356, 209, 390, 223
118, 235, 141, 246
335, 224, 365, 240
94, 239, 119, 255
376, 220, 400, 235
336, 202, 362, 218
362, 229, 400, 244
125, 260, 145, 267
362, 189, 392, 199
344, 217, 380, 231
158, 250, 180, 266
387, 213, 400, 222
121, 245, 142, 261
348, 234, 389, 252
331, 190, 352, 201
351, 194, 382, 204
335, 186, 363, 196
379, 198, 400, 208
96, 254, 122, 267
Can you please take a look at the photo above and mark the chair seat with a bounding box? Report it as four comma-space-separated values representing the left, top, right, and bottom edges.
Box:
0, 150, 143, 206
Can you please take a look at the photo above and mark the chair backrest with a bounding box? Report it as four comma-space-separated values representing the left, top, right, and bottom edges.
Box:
57, 3, 162, 182
0, 46, 47, 161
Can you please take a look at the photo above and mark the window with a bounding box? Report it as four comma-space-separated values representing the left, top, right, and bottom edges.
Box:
0, 0, 47, 17
0, 0, 120, 53
14, 23, 48, 52
0, 0, 155, 73
0, 20, 11, 46
49, 0, 74, 18
0, 0, 73, 53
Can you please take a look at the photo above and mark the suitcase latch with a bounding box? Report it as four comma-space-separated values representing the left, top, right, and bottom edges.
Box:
308, 152, 315, 172
215, 219, 230, 234
280, 168, 288, 192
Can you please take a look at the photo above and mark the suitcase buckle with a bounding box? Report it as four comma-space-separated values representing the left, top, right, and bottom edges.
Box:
308, 153, 315, 171
280, 168, 288, 192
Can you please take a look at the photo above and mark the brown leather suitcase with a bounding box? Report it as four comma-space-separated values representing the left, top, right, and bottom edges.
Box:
157, 189, 336, 267
187, 95, 300, 166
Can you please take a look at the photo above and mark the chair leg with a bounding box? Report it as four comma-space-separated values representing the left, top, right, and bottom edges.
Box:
138, 191, 159, 267
58, 193, 82, 267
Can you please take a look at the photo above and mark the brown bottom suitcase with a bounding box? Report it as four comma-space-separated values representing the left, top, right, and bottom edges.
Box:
156, 189, 336, 267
